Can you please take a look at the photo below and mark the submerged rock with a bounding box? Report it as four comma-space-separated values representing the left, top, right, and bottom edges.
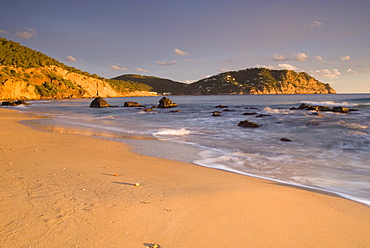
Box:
158, 97, 178, 108
124, 101, 144, 107
237, 120, 260, 128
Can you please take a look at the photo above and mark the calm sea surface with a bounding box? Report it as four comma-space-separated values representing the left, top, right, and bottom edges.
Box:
7, 94, 370, 206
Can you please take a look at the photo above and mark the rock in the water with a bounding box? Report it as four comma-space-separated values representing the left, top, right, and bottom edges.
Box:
256, 114, 271, 118
212, 111, 221, 117
215, 105, 228, 108
332, 106, 350, 113
158, 97, 178, 108
89, 97, 113, 108
243, 112, 258, 115
124, 101, 143, 107
1, 100, 30, 106
237, 120, 260, 128
280, 138, 291, 142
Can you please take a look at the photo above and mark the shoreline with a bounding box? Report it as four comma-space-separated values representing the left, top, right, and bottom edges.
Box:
1, 107, 370, 247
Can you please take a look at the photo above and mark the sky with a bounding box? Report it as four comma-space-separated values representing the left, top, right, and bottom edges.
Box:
1, 0, 369, 93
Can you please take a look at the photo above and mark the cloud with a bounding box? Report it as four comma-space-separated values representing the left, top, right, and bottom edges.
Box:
293, 53, 309, 61
184, 59, 196, 62
257, 63, 298, 71
218, 68, 230, 72
135, 68, 149, 73
273, 53, 286, 61
110, 65, 127, 71
315, 56, 324, 62
174, 48, 189, 56
310, 21, 323, 27
273, 53, 309, 62
310, 69, 341, 79
66, 56, 78, 62
346, 69, 357, 75
15, 28, 37, 39
0, 29, 9, 34
156, 60, 177, 66
341, 55, 351, 61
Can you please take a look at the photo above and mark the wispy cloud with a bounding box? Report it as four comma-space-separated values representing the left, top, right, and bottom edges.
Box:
346, 69, 357, 75
341, 55, 351, 61
15, 28, 37, 39
315, 56, 324, 62
110, 64, 127, 71
174, 48, 189, 56
0, 29, 9, 34
218, 68, 230, 72
66, 56, 78, 62
273, 53, 309, 62
273, 53, 286, 61
135, 68, 149, 73
293, 53, 309, 61
310, 69, 341, 79
156, 60, 177, 66
310, 21, 323, 27
184, 59, 196, 62
257, 63, 298, 71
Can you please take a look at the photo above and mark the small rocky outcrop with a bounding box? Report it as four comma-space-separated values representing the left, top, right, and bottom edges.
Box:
158, 97, 178, 108
280, 138, 291, 142
215, 105, 228, 108
291, 103, 358, 113
124, 101, 144, 107
89, 97, 116, 108
256, 114, 271, 118
238, 120, 260, 128
212, 111, 222, 117
243, 112, 258, 115
1, 100, 30, 106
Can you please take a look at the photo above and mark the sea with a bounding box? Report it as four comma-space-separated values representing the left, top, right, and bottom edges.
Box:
6, 94, 370, 206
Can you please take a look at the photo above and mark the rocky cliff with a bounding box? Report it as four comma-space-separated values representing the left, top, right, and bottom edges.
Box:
0, 37, 155, 100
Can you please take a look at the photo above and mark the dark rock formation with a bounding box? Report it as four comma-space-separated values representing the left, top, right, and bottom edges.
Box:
280, 138, 291, 142
158, 97, 178, 108
1, 100, 30, 106
212, 111, 222, 117
243, 112, 258, 115
89, 97, 116, 108
223, 109, 235, 112
256, 114, 272, 118
332, 106, 350, 113
215, 105, 228, 108
238, 120, 260, 128
291, 103, 358, 113
124, 101, 144, 107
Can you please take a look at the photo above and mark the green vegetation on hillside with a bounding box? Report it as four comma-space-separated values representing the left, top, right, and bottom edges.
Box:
0, 37, 153, 99
113, 68, 336, 95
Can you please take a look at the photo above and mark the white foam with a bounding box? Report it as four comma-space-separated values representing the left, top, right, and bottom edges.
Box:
153, 128, 192, 136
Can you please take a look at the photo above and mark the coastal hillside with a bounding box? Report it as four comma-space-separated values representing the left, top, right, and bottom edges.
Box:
114, 68, 336, 95
0, 37, 155, 100
112, 74, 185, 95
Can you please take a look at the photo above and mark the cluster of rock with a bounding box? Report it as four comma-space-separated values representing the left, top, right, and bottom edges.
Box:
89, 97, 178, 109
290, 103, 358, 113
1, 100, 30, 106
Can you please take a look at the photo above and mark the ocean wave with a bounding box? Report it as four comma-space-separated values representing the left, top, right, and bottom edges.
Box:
153, 128, 192, 136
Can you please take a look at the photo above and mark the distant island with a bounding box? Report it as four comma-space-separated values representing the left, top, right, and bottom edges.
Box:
0, 37, 335, 100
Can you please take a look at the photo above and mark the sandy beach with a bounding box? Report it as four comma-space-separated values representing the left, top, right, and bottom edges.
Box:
1, 107, 370, 248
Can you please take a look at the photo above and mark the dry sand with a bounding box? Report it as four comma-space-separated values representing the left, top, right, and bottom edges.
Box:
1, 108, 370, 248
